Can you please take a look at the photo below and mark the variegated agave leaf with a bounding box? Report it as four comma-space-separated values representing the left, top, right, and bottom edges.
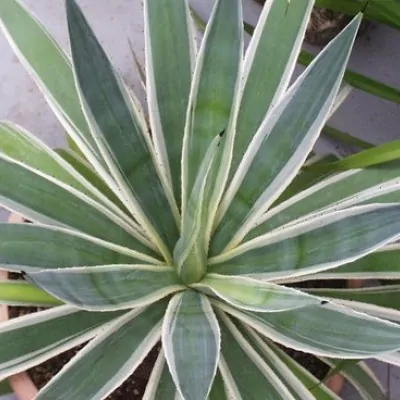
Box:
0, 0, 399, 399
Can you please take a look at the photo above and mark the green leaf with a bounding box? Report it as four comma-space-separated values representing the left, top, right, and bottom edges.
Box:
143, 350, 181, 399
298, 50, 400, 105
212, 14, 361, 254
174, 136, 221, 284
273, 155, 338, 206
0, 223, 157, 273
36, 303, 166, 400
27, 265, 183, 311
211, 204, 400, 280
145, 0, 194, 206
321, 125, 374, 150
143, 350, 228, 400
162, 291, 220, 400
0, 122, 132, 223
321, 358, 385, 400
56, 148, 129, 214
181, 0, 242, 216
0, 123, 89, 197
262, 340, 342, 400
310, 139, 400, 171
193, 274, 320, 312
217, 299, 400, 358
208, 370, 229, 400
228, 0, 313, 184
311, 245, 400, 280
0, 154, 154, 255
0, 280, 61, 306
240, 326, 334, 400
243, 16, 400, 105
250, 161, 400, 239
217, 311, 294, 399
306, 285, 400, 312
0, 306, 124, 380
66, 0, 179, 259
0, 0, 100, 159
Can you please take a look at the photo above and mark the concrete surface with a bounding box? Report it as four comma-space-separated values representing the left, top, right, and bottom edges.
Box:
0, 1, 399, 399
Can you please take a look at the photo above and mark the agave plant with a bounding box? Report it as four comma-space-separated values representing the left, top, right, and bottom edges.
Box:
1, 0, 400, 399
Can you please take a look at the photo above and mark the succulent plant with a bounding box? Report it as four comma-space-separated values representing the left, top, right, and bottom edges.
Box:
1, 0, 400, 399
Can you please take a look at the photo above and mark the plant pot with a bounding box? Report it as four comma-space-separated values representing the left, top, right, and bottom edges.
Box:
1, 213, 346, 398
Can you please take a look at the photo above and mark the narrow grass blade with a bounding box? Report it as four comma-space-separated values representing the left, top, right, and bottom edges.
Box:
321, 125, 374, 150
310, 140, 400, 172
162, 291, 220, 400
0, 306, 124, 380
27, 265, 184, 311
0, 280, 61, 307
36, 303, 166, 400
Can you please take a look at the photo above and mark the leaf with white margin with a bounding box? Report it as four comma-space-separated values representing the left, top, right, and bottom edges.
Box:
193, 274, 320, 312
27, 265, 184, 311
162, 291, 220, 400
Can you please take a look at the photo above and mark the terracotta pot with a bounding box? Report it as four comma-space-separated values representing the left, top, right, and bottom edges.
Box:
0, 213, 38, 400
0, 213, 346, 398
